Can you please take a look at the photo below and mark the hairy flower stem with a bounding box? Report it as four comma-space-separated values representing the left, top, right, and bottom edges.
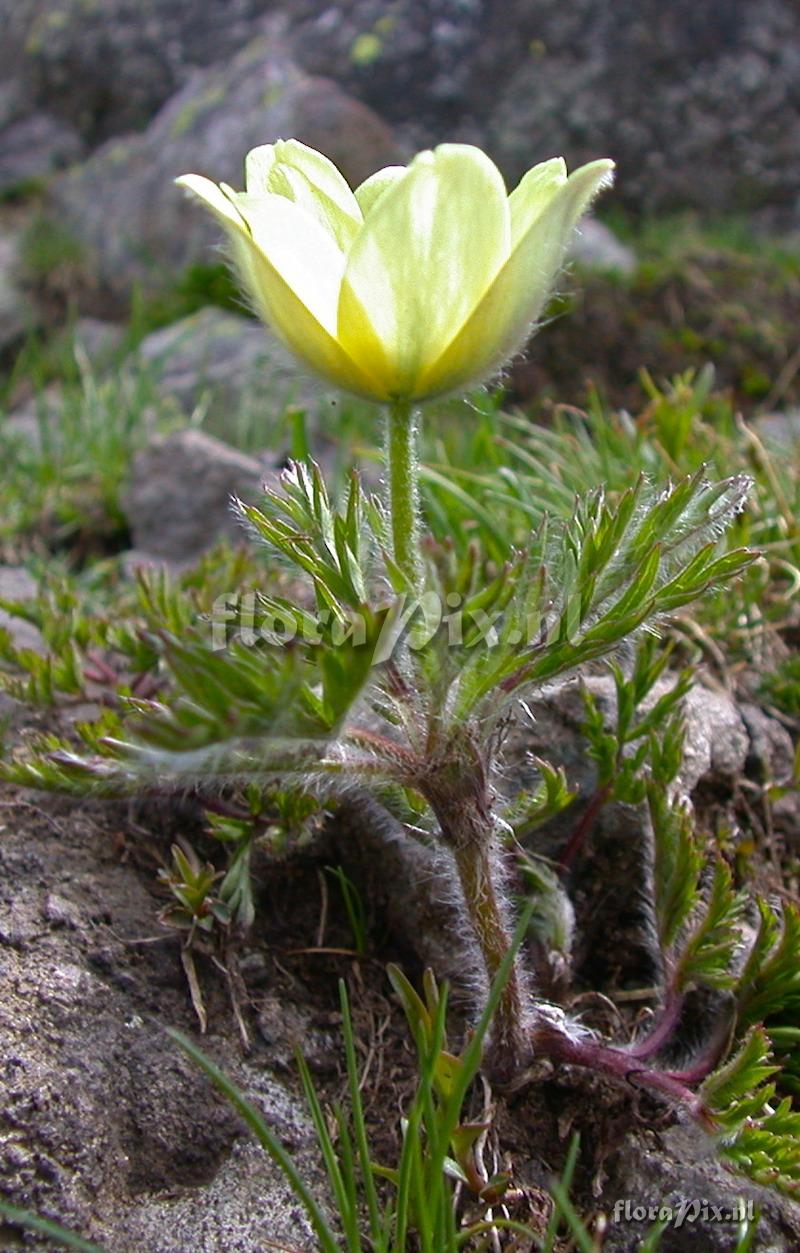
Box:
385, 397, 525, 1074
429, 787, 530, 1083
453, 841, 529, 1081
387, 399, 423, 594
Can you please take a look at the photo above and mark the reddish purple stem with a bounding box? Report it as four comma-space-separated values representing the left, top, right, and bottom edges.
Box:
534, 1022, 715, 1128
559, 783, 611, 870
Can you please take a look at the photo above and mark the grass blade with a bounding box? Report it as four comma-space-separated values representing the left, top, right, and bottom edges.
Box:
548, 1180, 598, 1253
0, 1202, 105, 1252
392, 1109, 418, 1253
542, 1132, 581, 1251
296, 1050, 360, 1251
339, 980, 383, 1243
167, 1027, 341, 1253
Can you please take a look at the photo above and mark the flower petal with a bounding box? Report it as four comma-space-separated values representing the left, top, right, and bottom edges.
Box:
175, 174, 251, 234
337, 144, 510, 398
244, 145, 277, 195
244, 141, 362, 251
232, 193, 346, 334
241, 179, 359, 259
354, 165, 407, 216
177, 174, 381, 399
246, 139, 361, 218
508, 157, 567, 246
228, 231, 382, 398
417, 159, 615, 399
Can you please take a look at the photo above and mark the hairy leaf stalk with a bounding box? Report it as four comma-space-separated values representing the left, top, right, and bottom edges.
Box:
533, 1024, 713, 1127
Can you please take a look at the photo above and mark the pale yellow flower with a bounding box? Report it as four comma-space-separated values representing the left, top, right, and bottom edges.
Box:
177, 140, 613, 404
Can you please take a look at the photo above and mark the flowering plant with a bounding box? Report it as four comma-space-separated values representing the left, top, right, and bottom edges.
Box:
168, 141, 758, 1097
7, 142, 764, 1126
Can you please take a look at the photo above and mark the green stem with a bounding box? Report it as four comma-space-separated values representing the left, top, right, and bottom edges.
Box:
387, 398, 422, 593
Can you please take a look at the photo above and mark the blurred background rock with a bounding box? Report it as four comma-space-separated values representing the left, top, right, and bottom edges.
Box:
1, 0, 799, 431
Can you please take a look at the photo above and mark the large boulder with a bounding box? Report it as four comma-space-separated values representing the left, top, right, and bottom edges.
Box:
0, 782, 327, 1252
0, 111, 83, 196
3, 1, 800, 217
47, 18, 405, 304
288, 0, 488, 143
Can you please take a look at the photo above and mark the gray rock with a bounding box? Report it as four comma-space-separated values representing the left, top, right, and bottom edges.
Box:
4, 384, 71, 461
500, 673, 753, 993
4, 392, 56, 451
570, 218, 637, 276
739, 701, 800, 847
0, 69, 26, 132
482, 0, 800, 214
4, 0, 800, 219
680, 683, 750, 792
290, 0, 487, 141
48, 18, 404, 303
119, 549, 189, 580
0, 0, 276, 144
135, 307, 329, 429
739, 701, 797, 784
0, 789, 326, 1252
0, 110, 83, 194
511, 673, 749, 804
110, 1136, 320, 1252
289, 0, 800, 216
41, 891, 82, 929
0, 566, 45, 653
122, 427, 267, 560
605, 1121, 800, 1251
0, 230, 35, 352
